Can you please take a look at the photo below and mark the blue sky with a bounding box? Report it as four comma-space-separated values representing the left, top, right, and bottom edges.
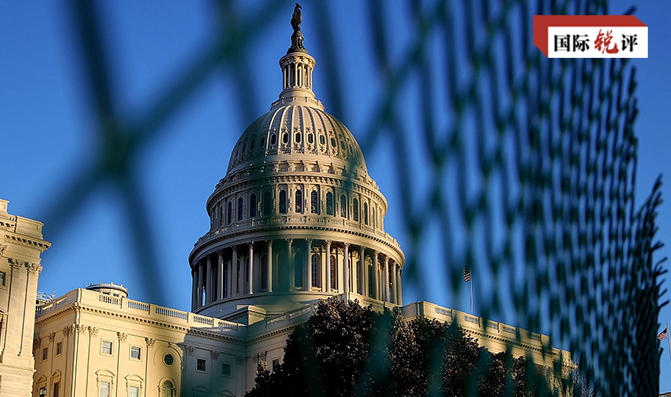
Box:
1, 0, 670, 392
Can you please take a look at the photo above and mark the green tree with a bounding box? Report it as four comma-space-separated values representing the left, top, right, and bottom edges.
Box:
246, 298, 532, 397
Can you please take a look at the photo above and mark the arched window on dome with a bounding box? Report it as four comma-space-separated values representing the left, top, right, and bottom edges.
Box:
310, 191, 319, 214
250, 194, 257, 218
237, 198, 243, 221
340, 195, 347, 218
260, 255, 268, 290
282, 133, 288, 144
161, 380, 176, 397
295, 132, 301, 143
295, 190, 303, 213
227, 201, 233, 225
330, 255, 337, 290
263, 191, 272, 216
294, 253, 303, 289
353, 198, 359, 222
270, 134, 277, 145
363, 202, 369, 225
311, 254, 320, 288
279, 191, 287, 214
326, 192, 334, 215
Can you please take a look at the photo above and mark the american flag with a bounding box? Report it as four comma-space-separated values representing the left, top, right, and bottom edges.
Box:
658, 327, 668, 341
463, 266, 471, 282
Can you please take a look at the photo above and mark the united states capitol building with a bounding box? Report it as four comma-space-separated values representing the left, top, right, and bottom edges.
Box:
0, 9, 571, 397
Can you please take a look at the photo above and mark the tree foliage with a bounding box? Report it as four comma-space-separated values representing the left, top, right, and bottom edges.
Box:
246, 298, 532, 397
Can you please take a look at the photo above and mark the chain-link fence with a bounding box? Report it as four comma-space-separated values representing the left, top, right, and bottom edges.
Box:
32, 0, 665, 395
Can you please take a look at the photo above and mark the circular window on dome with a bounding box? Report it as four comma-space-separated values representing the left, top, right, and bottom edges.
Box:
164, 353, 174, 366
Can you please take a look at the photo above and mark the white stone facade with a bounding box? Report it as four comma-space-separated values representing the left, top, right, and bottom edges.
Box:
0, 199, 50, 397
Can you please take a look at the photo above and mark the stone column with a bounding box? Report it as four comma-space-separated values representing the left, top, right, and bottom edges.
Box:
384, 256, 390, 302
343, 243, 350, 294
287, 239, 293, 290
232, 248, 238, 296
359, 246, 365, 296
392, 263, 398, 304
191, 268, 198, 310
226, 258, 232, 298
325, 241, 332, 291
267, 240, 273, 292
306, 239, 313, 290
197, 260, 204, 306
248, 243, 254, 295
217, 251, 224, 300
351, 249, 358, 294
397, 267, 403, 305
372, 251, 379, 300
206, 255, 212, 304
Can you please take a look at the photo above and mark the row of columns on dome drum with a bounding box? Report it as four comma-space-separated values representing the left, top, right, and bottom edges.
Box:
190, 239, 402, 311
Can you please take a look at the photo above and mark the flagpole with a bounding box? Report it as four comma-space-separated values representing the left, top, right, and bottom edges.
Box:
469, 275, 473, 315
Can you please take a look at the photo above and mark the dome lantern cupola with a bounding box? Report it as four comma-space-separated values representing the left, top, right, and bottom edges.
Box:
278, 4, 316, 102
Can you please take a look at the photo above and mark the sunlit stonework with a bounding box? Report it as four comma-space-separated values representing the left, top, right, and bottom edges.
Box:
189, 15, 404, 320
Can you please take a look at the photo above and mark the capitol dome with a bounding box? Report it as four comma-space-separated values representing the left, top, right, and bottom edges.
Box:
189, 13, 404, 320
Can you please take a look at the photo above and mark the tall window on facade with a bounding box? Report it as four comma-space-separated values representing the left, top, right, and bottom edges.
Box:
236, 262, 241, 294
129, 386, 139, 397
326, 192, 333, 215
237, 197, 243, 221
261, 255, 268, 290
353, 198, 359, 221
294, 253, 303, 288
363, 202, 369, 225
330, 255, 337, 289
356, 260, 362, 293
250, 193, 257, 218
263, 191, 272, 215
368, 264, 374, 298
223, 267, 228, 297
311, 254, 320, 288
279, 190, 287, 214
99, 381, 110, 397
162, 381, 176, 397
53, 382, 60, 397
310, 191, 319, 214
340, 195, 347, 218
295, 190, 303, 213
227, 201, 233, 224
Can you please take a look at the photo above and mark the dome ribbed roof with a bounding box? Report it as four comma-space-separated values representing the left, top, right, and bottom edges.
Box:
226, 99, 367, 175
